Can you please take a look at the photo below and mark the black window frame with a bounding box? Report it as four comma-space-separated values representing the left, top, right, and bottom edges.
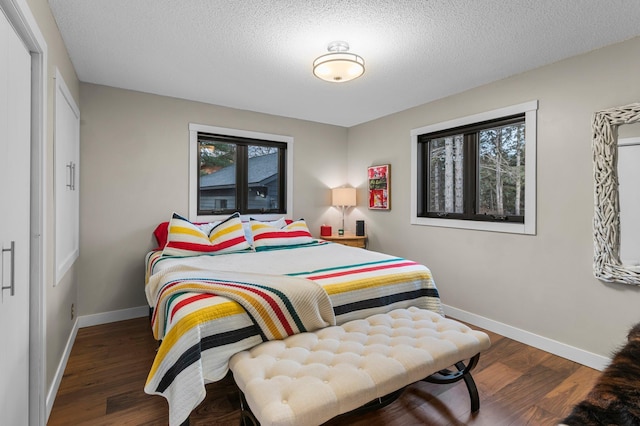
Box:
196, 132, 287, 216
417, 114, 525, 224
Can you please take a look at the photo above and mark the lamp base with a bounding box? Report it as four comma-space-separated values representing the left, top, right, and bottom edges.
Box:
338, 229, 344, 236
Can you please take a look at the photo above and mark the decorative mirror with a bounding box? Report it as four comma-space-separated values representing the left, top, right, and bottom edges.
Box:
592, 102, 640, 285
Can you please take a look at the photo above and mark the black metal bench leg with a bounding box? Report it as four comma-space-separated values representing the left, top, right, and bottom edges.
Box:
423, 353, 482, 413
460, 362, 480, 413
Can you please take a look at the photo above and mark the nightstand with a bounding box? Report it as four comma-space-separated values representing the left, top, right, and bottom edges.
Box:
322, 234, 367, 249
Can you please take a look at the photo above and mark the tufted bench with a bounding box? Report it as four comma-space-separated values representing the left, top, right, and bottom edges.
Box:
228, 307, 491, 426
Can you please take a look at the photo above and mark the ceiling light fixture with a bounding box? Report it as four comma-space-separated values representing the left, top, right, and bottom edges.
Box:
313, 41, 365, 83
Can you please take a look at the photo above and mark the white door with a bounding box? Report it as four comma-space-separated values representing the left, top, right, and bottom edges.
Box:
54, 70, 80, 284
0, 8, 32, 425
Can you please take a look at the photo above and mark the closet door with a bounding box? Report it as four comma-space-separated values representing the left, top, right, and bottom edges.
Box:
0, 8, 32, 425
54, 69, 80, 284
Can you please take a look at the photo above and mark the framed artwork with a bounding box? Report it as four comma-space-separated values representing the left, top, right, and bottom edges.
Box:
368, 164, 390, 210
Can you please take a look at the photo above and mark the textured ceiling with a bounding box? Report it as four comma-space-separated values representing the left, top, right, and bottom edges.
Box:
49, 0, 640, 127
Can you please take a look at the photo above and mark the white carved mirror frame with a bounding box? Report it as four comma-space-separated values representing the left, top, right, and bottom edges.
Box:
592, 102, 640, 285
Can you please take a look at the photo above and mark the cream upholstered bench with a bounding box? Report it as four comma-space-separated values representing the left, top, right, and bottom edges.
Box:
229, 307, 491, 426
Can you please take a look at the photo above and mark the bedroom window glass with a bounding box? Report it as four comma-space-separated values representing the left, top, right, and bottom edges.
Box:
411, 101, 537, 235
421, 115, 525, 221
197, 133, 286, 215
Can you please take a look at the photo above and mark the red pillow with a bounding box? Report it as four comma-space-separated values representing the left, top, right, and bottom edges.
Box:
153, 222, 170, 249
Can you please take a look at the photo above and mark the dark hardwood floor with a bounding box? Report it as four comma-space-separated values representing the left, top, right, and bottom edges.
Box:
47, 317, 601, 425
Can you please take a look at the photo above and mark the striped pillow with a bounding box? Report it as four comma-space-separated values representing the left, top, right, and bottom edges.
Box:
251, 219, 313, 251
162, 212, 251, 256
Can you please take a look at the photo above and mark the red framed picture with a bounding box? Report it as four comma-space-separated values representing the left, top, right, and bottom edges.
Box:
368, 164, 390, 210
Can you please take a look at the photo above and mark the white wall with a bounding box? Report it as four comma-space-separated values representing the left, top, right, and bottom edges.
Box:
346, 36, 640, 360
78, 84, 349, 315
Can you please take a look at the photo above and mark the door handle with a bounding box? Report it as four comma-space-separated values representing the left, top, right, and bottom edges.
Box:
66, 162, 76, 190
2, 241, 15, 296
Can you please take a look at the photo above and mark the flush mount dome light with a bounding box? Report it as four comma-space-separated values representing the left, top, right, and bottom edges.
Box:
313, 41, 365, 83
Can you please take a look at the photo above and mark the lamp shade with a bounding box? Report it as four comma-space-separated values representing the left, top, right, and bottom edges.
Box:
313, 41, 365, 83
313, 52, 365, 83
332, 187, 356, 207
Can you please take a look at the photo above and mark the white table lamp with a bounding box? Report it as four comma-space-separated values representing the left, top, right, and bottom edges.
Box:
332, 187, 356, 235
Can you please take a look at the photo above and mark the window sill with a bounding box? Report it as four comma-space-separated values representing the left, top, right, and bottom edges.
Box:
411, 216, 535, 235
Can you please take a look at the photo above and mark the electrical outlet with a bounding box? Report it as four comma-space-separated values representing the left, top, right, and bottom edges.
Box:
71, 303, 75, 320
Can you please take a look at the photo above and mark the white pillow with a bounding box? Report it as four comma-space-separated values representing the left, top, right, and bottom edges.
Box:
197, 221, 221, 235
243, 217, 286, 245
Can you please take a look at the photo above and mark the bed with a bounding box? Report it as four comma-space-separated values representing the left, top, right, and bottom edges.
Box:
144, 213, 443, 425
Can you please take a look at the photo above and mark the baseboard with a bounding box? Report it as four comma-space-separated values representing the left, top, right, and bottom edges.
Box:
77, 305, 149, 328
443, 304, 610, 371
46, 317, 79, 421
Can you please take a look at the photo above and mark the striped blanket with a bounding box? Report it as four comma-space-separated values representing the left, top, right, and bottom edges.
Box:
144, 242, 442, 426
147, 266, 335, 341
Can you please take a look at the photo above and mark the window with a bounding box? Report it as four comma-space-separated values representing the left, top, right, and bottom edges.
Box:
411, 101, 537, 235
421, 115, 525, 222
189, 124, 293, 222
